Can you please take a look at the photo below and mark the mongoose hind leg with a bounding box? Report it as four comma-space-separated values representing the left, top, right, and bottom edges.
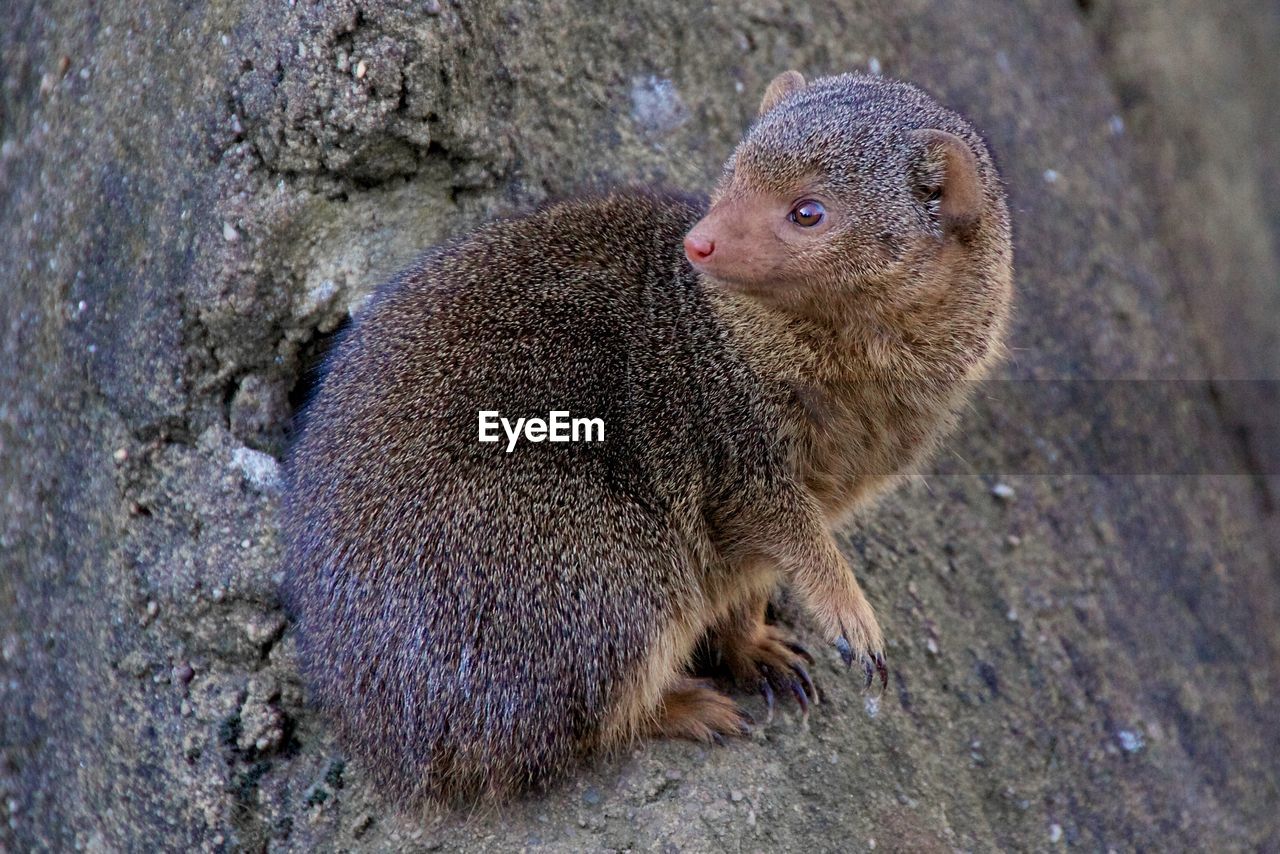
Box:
648, 676, 753, 744
713, 592, 819, 721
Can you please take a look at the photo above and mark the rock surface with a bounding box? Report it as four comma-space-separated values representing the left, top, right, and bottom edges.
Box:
2, 0, 1278, 850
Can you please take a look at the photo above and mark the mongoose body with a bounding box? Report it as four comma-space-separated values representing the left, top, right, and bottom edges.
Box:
283, 72, 1012, 803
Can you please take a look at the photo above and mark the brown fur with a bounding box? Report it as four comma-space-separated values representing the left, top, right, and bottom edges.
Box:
281, 71, 1012, 805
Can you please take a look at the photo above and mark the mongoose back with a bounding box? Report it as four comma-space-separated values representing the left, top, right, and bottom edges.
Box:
282, 71, 1012, 804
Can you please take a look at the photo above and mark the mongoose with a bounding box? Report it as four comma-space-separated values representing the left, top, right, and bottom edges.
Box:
282, 70, 1012, 804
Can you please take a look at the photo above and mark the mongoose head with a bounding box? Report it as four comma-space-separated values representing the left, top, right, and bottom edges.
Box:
685, 71, 1010, 326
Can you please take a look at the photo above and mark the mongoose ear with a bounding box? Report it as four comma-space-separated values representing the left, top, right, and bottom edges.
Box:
759, 70, 806, 115
909, 129, 983, 240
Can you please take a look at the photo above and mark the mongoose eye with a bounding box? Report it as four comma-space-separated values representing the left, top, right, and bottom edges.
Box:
788, 200, 826, 227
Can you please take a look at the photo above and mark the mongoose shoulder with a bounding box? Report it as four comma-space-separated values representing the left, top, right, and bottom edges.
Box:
282, 70, 1013, 804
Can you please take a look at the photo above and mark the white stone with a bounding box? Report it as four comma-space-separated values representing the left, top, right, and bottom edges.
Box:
231, 447, 280, 492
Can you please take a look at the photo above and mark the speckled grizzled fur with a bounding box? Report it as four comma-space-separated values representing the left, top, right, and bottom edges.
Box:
282, 72, 1012, 804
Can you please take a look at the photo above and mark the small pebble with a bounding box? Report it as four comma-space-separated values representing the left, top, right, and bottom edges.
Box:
926, 637, 939, 655
231, 447, 281, 492
730, 789, 744, 803
1005, 534, 1022, 547
425, 0, 442, 13
1042, 169, 1059, 184
1049, 823, 1063, 843
173, 662, 195, 684
222, 222, 240, 242
112, 448, 128, 463
991, 482, 1016, 501
355, 60, 367, 79
1116, 729, 1144, 753
867, 56, 882, 76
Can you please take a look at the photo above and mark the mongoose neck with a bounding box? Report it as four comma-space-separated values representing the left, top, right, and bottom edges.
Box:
705, 271, 993, 391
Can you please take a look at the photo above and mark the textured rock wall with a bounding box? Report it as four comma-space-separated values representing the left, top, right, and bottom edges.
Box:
2, 0, 1277, 850
1079, 0, 1280, 555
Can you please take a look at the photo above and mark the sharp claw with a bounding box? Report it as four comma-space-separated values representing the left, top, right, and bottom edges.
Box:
835, 636, 854, 667
789, 681, 810, 716
786, 641, 816, 665
792, 662, 818, 703
711, 731, 725, 747
760, 680, 776, 724
874, 653, 889, 691
862, 657, 874, 690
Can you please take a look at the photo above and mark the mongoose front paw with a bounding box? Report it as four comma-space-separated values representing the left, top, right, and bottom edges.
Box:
821, 590, 888, 691
835, 636, 889, 691
782, 528, 889, 692
724, 625, 819, 722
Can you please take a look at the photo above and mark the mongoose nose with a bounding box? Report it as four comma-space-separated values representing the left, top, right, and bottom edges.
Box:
683, 233, 715, 263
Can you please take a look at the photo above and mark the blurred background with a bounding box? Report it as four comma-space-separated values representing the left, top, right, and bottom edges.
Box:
2, 0, 1278, 850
